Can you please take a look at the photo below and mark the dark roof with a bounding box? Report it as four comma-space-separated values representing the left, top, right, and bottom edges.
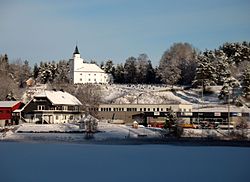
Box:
73, 45, 80, 54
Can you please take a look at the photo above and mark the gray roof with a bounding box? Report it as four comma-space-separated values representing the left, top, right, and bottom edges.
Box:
0, 101, 20, 108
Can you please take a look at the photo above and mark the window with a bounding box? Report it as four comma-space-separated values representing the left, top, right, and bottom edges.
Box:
62, 106, 68, 111
80, 73, 82, 75
80, 78, 82, 81
55, 116, 59, 120
37, 105, 45, 110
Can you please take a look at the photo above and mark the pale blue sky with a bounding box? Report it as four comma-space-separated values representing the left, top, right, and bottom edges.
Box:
1, 0, 250, 66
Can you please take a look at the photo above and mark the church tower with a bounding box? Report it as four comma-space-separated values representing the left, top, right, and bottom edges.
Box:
69, 45, 82, 83
73, 45, 80, 58
69, 45, 110, 84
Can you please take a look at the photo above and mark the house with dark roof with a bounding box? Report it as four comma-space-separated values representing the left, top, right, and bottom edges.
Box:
20, 90, 84, 124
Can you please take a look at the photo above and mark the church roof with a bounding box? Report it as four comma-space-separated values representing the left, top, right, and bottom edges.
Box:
76, 63, 105, 73
73, 45, 80, 54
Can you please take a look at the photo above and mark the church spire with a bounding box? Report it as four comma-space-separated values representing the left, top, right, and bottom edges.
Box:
73, 45, 80, 55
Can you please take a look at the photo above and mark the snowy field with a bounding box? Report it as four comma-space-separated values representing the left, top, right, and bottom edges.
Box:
1, 122, 250, 144
0, 142, 250, 182
0, 122, 166, 144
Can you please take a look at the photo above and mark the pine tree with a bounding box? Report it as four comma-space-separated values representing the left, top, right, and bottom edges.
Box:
113, 64, 124, 83
104, 60, 115, 76
124, 57, 137, 83
33, 63, 39, 79
192, 51, 217, 92
145, 60, 156, 84
241, 66, 250, 98
214, 50, 231, 85
54, 60, 70, 84
218, 76, 240, 102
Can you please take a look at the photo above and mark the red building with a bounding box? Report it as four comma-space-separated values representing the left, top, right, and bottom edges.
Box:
0, 101, 22, 127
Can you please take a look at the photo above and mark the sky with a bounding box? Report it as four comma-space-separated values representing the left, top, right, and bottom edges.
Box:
1, 0, 250, 66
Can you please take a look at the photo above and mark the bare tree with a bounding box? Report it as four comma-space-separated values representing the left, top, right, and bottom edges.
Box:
159, 42, 198, 85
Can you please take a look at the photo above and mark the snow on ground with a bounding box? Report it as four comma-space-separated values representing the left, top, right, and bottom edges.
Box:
2, 122, 250, 143
99, 84, 250, 113
16, 123, 82, 133
100, 84, 190, 104
1, 122, 165, 143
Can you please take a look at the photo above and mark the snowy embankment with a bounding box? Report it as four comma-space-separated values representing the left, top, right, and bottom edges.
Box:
16, 123, 82, 133
1, 123, 250, 145
100, 84, 190, 104
0, 122, 165, 143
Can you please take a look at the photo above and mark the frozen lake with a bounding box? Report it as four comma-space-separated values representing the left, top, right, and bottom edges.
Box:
0, 142, 250, 182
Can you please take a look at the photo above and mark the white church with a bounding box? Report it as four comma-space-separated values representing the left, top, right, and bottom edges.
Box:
69, 46, 111, 84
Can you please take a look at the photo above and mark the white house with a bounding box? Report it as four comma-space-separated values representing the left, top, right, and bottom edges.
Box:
69, 46, 110, 84
20, 90, 84, 124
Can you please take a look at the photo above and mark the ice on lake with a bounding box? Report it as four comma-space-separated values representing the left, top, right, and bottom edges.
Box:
1, 142, 250, 182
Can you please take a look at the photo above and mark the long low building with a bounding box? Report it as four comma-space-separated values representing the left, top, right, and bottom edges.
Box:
89, 103, 193, 123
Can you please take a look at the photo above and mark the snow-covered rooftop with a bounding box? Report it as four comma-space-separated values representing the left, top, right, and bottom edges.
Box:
35, 90, 82, 106
0, 101, 21, 108
76, 63, 105, 73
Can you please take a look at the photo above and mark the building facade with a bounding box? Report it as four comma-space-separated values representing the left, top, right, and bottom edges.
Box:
89, 103, 193, 123
0, 101, 22, 127
69, 46, 110, 84
20, 90, 84, 124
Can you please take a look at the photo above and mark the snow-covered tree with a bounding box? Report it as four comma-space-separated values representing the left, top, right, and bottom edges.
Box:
37, 61, 57, 84
159, 42, 198, 85
213, 50, 231, 85
220, 42, 250, 65
160, 60, 181, 87
218, 76, 240, 102
54, 60, 70, 84
241, 66, 250, 99
104, 60, 115, 75
192, 51, 217, 92
136, 54, 150, 84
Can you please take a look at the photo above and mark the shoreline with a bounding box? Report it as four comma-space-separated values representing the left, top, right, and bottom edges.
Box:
2, 135, 250, 147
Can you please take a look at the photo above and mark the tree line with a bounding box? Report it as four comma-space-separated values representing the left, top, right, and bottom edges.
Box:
0, 41, 249, 102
